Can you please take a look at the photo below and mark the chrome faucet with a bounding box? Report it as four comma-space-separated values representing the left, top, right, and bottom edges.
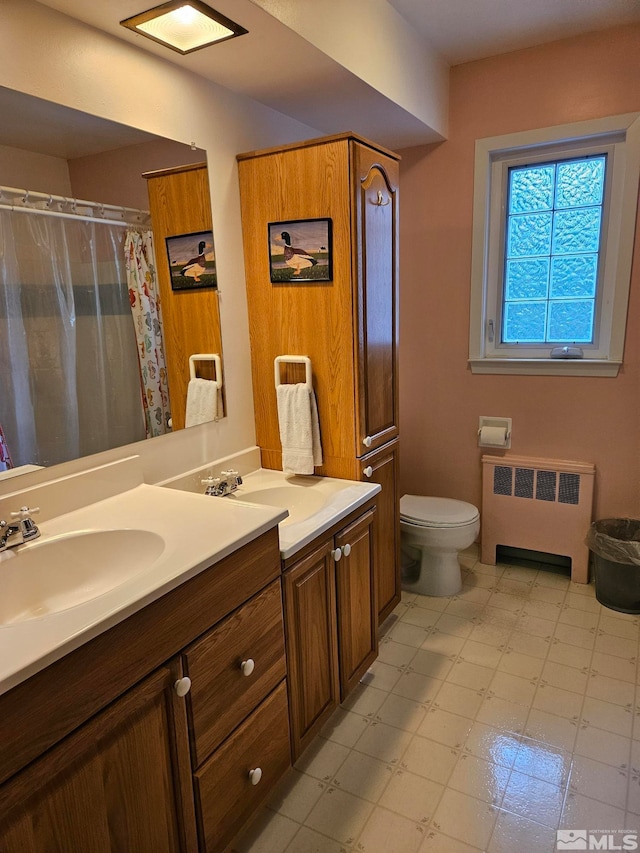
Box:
201, 470, 243, 497
0, 506, 41, 552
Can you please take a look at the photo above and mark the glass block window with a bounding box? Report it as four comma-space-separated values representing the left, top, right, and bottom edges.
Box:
503, 156, 605, 344
469, 113, 640, 376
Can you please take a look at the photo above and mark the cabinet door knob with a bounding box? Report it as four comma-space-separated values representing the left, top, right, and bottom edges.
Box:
363, 466, 373, 478
331, 548, 342, 562
249, 767, 263, 785
174, 676, 192, 698
241, 658, 255, 677
363, 435, 372, 447
342, 543, 352, 557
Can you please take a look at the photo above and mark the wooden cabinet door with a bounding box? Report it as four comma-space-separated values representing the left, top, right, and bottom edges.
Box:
352, 142, 400, 456
284, 540, 340, 760
361, 439, 401, 623
335, 508, 378, 700
0, 664, 197, 853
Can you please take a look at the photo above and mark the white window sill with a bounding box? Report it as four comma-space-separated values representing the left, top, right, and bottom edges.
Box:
468, 358, 621, 377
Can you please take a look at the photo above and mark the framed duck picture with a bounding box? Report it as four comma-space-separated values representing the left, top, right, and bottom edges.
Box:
268, 218, 332, 283
166, 230, 217, 291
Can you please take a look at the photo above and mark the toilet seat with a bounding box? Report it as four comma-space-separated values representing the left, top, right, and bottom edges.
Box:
400, 495, 480, 529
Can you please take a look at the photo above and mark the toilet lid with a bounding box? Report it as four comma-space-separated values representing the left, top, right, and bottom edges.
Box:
400, 495, 479, 528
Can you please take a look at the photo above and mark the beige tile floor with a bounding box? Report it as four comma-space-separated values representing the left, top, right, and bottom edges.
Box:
231, 547, 640, 853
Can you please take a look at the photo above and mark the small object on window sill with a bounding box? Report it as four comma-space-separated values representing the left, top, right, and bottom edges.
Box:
550, 346, 584, 359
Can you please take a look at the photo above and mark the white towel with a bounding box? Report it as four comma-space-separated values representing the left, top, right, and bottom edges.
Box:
276, 384, 323, 475
185, 378, 217, 427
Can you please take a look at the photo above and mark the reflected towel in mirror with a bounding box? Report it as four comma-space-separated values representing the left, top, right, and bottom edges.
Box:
185, 378, 217, 427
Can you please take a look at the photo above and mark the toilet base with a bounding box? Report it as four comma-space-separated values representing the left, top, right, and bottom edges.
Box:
401, 545, 462, 597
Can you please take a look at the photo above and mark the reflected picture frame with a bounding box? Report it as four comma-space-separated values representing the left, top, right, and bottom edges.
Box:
166, 230, 217, 291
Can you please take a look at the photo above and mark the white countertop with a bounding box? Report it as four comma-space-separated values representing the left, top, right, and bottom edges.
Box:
1, 462, 381, 697
0, 483, 286, 696
225, 469, 381, 559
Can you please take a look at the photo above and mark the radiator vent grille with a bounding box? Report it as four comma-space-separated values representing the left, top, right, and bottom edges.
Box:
514, 468, 534, 499
493, 466, 512, 496
493, 465, 581, 504
559, 472, 580, 505
536, 471, 557, 502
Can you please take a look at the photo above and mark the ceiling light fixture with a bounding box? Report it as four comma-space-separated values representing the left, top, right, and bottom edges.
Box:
120, 1, 248, 55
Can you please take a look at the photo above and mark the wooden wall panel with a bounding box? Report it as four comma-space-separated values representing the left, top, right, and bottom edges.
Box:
144, 163, 223, 431
237, 140, 357, 475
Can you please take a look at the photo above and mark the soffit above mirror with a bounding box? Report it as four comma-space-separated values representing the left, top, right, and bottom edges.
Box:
31, 0, 447, 148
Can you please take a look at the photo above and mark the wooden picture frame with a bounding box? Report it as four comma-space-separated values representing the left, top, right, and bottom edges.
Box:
268, 218, 332, 283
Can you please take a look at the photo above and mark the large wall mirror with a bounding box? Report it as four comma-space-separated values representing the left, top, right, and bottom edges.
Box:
0, 86, 224, 478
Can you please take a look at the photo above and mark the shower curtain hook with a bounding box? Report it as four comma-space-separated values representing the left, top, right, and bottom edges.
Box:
46, 195, 53, 209
22, 191, 29, 205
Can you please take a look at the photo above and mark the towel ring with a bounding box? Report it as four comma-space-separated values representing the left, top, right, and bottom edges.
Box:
274, 355, 312, 390
189, 353, 222, 389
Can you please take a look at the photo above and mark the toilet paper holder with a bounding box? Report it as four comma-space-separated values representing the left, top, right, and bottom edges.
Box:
478, 416, 512, 449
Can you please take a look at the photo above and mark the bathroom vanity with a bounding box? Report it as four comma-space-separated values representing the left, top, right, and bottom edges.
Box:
0, 459, 380, 852
0, 529, 287, 852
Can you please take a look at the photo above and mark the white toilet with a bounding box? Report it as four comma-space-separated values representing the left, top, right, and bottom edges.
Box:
400, 495, 480, 597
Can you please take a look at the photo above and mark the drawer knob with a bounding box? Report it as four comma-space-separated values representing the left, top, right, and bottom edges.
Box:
174, 676, 192, 698
342, 543, 352, 557
249, 767, 262, 786
363, 466, 373, 478
331, 548, 342, 562
241, 658, 255, 677
363, 435, 373, 448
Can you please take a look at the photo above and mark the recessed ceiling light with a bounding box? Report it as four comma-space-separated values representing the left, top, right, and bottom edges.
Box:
120, 1, 248, 54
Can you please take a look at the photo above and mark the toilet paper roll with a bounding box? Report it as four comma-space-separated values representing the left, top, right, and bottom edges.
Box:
479, 425, 507, 447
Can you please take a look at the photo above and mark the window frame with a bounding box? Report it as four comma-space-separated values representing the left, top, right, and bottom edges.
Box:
469, 113, 640, 376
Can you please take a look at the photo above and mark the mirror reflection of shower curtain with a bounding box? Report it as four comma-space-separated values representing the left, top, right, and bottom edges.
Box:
0, 209, 146, 467
124, 229, 170, 438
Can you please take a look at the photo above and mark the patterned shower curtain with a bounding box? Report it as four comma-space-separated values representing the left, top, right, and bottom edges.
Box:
124, 229, 171, 438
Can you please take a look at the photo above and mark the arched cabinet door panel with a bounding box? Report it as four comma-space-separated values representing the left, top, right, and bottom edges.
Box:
353, 145, 400, 456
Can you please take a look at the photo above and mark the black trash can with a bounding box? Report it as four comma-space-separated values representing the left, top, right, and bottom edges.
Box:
586, 518, 640, 614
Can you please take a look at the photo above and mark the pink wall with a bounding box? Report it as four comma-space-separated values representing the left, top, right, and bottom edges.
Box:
399, 25, 640, 520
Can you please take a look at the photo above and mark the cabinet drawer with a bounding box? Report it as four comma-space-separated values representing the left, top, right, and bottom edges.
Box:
194, 681, 291, 853
184, 578, 287, 766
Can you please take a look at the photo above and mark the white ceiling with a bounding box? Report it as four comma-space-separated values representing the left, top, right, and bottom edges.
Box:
0, 87, 161, 160
386, 0, 640, 64
18, 0, 640, 155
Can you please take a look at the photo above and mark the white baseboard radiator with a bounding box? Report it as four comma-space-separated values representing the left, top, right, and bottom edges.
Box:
481, 455, 596, 583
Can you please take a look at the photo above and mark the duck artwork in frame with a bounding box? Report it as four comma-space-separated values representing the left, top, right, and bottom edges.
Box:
166, 230, 217, 291
268, 218, 333, 283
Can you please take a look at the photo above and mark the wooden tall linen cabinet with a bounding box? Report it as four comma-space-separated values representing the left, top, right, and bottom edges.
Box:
237, 133, 401, 623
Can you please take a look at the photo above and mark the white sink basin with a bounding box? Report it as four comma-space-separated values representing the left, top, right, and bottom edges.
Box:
221, 470, 381, 559
229, 483, 326, 526
0, 529, 165, 625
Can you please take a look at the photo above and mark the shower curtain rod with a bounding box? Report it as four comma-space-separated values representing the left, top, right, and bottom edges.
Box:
0, 185, 152, 228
